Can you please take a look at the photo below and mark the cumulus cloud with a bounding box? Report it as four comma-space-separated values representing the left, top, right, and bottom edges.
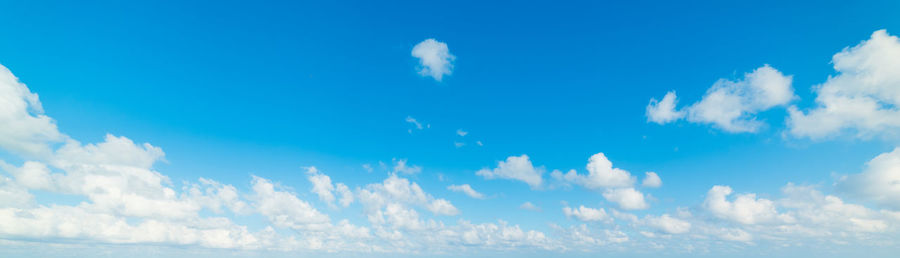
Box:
837, 147, 900, 209
476, 155, 545, 189
602, 188, 649, 210
553, 153, 635, 189
646, 91, 685, 124
642, 171, 662, 188
788, 30, 900, 139
703, 185, 789, 224
643, 214, 690, 234
411, 38, 455, 81
646, 65, 794, 133
251, 176, 331, 230
447, 184, 485, 199
306, 167, 354, 207
563, 205, 611, 222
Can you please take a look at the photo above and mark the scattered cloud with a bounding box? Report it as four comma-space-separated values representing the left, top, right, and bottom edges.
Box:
392, 158, 422, 174
647, 65, 794, 133
703, 185, 789, 224
411, 38, 455, 81
836, 147, 900, 209
602, 188, 649, 210
520, 201, 541, 212
447, 184, 486, 199
457, 129, 468, 137
552, 153, 636, 189
643, 214, 690, 234
646, 91, 685, 124
642, 172, 662, 188
563, 205, 612, 222
476, 155, 545, 189
788, 30, 900, 139
405, 116, 429, 134
306, 167, 354, 207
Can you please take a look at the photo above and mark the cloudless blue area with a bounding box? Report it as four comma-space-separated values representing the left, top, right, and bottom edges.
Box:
1, 0, 899, 233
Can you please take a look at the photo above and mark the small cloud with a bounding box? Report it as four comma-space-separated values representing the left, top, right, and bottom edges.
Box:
642, 172, 662, 188
447, 184, 485, 199
362, 164, 374, 173
476, 141, 483, 146
454, 142, 465, 148
406, 116, 429, 134
392, 158, 422, 174
456, 129, 468, 137
519, 202, 541, 212
411, 38, 455, 81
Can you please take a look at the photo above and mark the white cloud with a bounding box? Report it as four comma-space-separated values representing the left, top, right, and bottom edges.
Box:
602, 188, 649, 210
427, 199, 459, 216
836, 147, 900, 209
703, 185, 787, 224
519, 201, 541, 211
411, 38, 455, 81
457, 129, 468, 137
643, 214, 690, 234
392, 158, 422, 175
563, 205, 611, 222
447, 184, 485, 199
642, 171, 662, 188
0, 65, 65, 158
405, 116, 429, 134
788, 30, 900, 139
553, 152, 635, 189
647, 65, 794, 133
646, 91, 685, 124
476, 155, 545, 189
306, 167, 354, 207
251, 176, 331, 231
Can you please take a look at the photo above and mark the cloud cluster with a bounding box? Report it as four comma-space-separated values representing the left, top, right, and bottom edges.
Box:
647, 65, 795, 133
551, 153, 658, 210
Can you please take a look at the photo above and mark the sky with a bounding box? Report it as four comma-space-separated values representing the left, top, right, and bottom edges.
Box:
1, 0, 900, 257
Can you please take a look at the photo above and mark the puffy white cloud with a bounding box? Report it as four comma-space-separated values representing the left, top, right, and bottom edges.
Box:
306, 167, 354, 207
519, 201, 540, 211
642, 171, 662, 188
250, 176, 331, 231
563, 205, 611, 222
476, 155, 545, 189
447, 184, 485, 199
411, 38, 455, 81
647, 65, 794, 133
703, 185, 787, 224
686, 65, 794, 132
646, 91, 685, 124
788, 30, 900, 139
643, 214, 690, 234
836, 148, 900, 209
427, 199, 459, 216
456, 129, 468, 137
554, 153, 635, 189
602, 188, 649, 210
0, 65, 65, 158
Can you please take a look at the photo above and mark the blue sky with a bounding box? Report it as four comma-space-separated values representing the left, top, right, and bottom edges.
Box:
1, 0, 900, 257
